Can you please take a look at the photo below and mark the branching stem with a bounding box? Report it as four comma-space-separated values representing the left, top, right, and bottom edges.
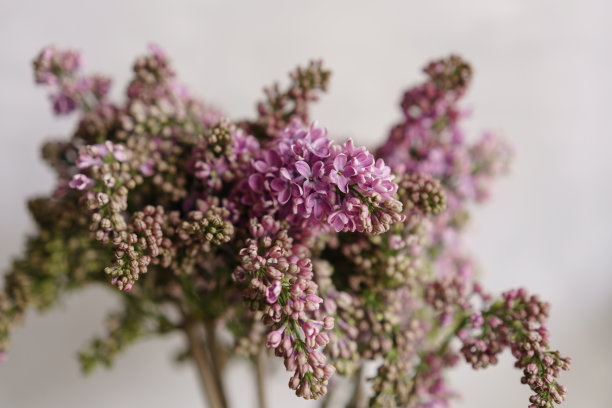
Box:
204, 320, 228, 408
184, 320, 226, 408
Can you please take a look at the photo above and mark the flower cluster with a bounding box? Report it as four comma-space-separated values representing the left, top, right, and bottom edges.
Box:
234, 218, 335, 399
240, 121, 404, 236
33, 46, 111, 115
0, 46, 569, 408
251, 60, 331, 139
459, 289, 571, 408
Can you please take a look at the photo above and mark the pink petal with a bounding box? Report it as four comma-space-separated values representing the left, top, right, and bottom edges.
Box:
253, 160, 268, 172
337, 177, 349, 193
270, 178, 287, 192
312, 161, 324, 177
278, 188, 291, 204
313, 201, 325, 219
333, 154, 347, 171
343, 166, 357, 178
279, 167, 292, 180
248, 174, 265, 192
295, 161, 311, 179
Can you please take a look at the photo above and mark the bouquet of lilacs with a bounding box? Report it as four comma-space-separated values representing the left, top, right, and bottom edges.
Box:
0, 45, 570, 408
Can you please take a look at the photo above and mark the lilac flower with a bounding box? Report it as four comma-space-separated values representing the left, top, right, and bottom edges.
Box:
33, 46, 82, 85
294, 160, 324, 192
111, 145, 129, 162
266, 280, 282, 303
240, 120, 403, 235
51, 92, 77, 115
194, 161, 211, 179
91, 143, 110, 157
76, 153, 102, 169
469, 312, 483, 328
68, 174, 94, 190
270, 168, 302, 205
266, 325, 286, 348
305, 190, 331, 220
329, 153, 356, 193
328, 210, 350, 232
248, 173, 266, 193
32, 47, 57, 85
302, 320, 321, 338
139, 160, 155, 177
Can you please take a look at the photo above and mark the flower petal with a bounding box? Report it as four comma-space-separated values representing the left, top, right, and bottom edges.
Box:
295, 161, 311, 179
333, 154, 347, 171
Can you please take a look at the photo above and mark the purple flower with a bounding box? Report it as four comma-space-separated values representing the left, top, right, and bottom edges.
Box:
76, 153, 102, 169
329, 154, 356, 193
266, 325, 286, 348
306, 122, 331, 157
328, 210, 349, 232
302, 320, 321, 338
305, 190, 331, 220
51, 92, 77, 115
266, 280, 282, 303
91, 143, 110, 157
308, 349, 327, 366
295, 160, 324, 192
248, 173, 266, 192
68, 174, 94, 190
90, 76, 112, 99
139, 160, 155, 177
469, 312, 484, 328
58, 50, 82, 75
253, 150, 282, 173
232, 132, 260, 157
111, 146, 129, 162
271, 168, 302, 205
308, 137, 331, 158
194, 161, 211, 179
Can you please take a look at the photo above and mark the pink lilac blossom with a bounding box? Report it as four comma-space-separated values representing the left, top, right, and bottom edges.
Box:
238, 121, 404, 238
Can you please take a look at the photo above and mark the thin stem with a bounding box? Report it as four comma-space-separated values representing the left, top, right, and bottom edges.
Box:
347, 365, 364, 408
184, 321, 226, 408
204, 320, 228, 408
255, 346, 268, 408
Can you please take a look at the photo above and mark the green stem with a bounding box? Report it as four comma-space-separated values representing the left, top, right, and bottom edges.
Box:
255, 346, 268, 408
204, 320, 228, 408
184, 320, 225, 408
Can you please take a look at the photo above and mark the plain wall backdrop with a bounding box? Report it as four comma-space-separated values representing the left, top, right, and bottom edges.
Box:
0, 1, 610, 407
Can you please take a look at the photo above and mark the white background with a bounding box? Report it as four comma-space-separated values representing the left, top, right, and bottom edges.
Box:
0, 1, 610, 407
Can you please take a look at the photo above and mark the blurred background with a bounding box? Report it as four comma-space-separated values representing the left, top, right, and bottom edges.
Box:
0, 1, 610, 407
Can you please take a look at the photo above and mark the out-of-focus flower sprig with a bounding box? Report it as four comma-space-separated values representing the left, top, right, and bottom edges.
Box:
0, 46, 569, 408
459, 289, 571, 408
249, 60, 331, 139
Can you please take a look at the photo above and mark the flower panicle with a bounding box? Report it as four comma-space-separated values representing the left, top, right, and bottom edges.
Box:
33, 45, 111, 115
460, 288, 571, 407
233, 218, 335, 399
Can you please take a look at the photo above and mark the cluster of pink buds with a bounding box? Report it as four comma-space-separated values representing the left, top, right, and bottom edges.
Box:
33, 46, 111, 115
459, 289, 571, 407
233, 217, 336, 399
